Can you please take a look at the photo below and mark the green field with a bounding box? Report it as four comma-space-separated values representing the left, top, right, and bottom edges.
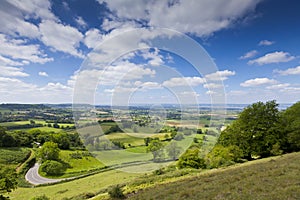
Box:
39, 150, 105, 178
78, 122, 120, 137
103, 132, 167, 147
24, 127, 63, 133
92, 133, 199, 167
166, 119, 202, 128
92, 149, 152, 166
0, 120, 74, 128
0, 121, 31, 126
9, 170, 139, 200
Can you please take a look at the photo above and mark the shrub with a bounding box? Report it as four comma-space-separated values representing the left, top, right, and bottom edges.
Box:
40, 160, 65, 176
205, 145, 244, 168
177, 148, 206, 169
193, 138, 199, 143
108, 185, 125, 199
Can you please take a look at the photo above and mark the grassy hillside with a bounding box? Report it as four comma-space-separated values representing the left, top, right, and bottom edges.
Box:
127, 152, 300, 200
7, 149, 300, 200
9, 170, 139, 200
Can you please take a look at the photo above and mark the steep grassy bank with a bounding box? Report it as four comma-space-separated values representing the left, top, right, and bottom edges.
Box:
127, 152, 300, 200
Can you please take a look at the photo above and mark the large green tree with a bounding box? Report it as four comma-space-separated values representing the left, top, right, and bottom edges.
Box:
218, 100, 282, 159
38, 141, 60, 162
281, 101, 300, 152
166, 141, 182, 160
147, 139, 164, 162
0, 127, 17, 147
0, 166, 17, 199
50, 133, 70, 150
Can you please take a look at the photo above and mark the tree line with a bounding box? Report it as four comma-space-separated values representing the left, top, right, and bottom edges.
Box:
0, 128, 83, 150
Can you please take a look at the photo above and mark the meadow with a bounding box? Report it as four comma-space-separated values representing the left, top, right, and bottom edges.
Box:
9, 169, 139, 200
39, 150, 105, 178
0, 120, 74, 128
8, 151, 300, 200
126, 152, 300, 200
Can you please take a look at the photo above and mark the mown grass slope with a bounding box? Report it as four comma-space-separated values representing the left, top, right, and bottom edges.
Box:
128, 152, 300, 200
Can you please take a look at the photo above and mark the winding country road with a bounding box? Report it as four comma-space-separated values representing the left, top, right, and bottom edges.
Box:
25, 160, 172, 185
25, 163, 62, 185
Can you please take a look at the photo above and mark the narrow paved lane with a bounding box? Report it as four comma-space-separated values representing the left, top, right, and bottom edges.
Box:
25, 163, 62, 185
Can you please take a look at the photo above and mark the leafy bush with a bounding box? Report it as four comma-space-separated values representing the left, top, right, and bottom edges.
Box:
177, 148, 206, 169
205, 145, 244, 168
153, 168, 164, 175
108, 185, 125, 199
40, 160, 65, 176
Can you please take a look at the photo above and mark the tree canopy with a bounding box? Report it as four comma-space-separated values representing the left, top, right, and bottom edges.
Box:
38, 141, 60, 162
0, 166, 17, 199
147, 139, 164, 162
218, 100, 300, 160
281, 101, 300, 152
218, 100, 282, 158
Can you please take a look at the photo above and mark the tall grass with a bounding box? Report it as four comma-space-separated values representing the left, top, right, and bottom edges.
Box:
128, 152, 300, 200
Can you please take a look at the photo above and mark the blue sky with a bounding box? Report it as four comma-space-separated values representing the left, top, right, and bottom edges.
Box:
0, 0, 299, 104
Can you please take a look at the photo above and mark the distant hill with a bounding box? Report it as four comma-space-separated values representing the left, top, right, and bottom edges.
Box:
0, 103, 48, 110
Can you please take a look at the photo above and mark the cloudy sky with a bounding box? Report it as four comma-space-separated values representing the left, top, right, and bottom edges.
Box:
0, 0, 299, 105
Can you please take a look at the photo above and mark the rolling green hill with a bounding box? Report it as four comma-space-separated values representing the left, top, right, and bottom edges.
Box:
126, 152, 300, 200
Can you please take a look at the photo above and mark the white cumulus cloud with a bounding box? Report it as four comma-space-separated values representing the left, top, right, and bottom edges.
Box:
84, 28, 103, 49
205, 70, 236, 81
0, 65, 29, 77
240, 77, 277, 87
163, 77, 205, 87
0, 34, 53, 64
248, 51, 295, 65
38, 71, 48, 77
99, 0, 262, 37
239, 50, 258, 59
266, 83, 290, 90
39, 20, 84, 58
203, 83, 223, 89
258, 40, 274, 46
274, 66, 300, 76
